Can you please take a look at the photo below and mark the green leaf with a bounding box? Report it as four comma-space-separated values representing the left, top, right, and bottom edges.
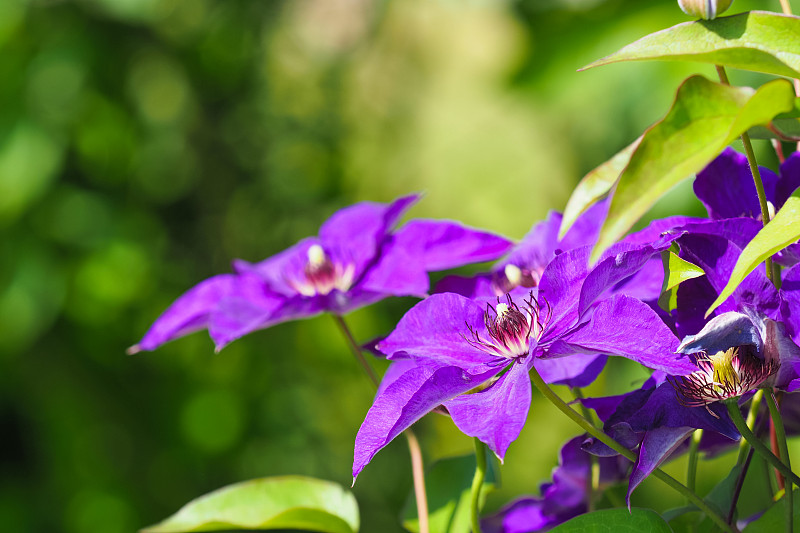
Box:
590, 75, 795, 264
141, 476, 359, 533
749, 97, 800, 141
558, 138, 640, 239
707, 196, 800, 317
743, 489, 800, 532
658, 246, 706, 312
582, 11, 800, 79
549, 508, 674, 532
402, 454, 498, 533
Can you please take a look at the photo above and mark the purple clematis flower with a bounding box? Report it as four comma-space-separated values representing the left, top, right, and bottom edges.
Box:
352, 243, 698, 479
580, 371, 740, 506
129, 194, 513, 353
482, 435, 629, 533
694, 147, 800, 266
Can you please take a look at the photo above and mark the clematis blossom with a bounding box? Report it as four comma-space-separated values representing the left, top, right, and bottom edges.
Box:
129, 194, 513, 353
353, 243, 698, 479
482, 435, 629, 533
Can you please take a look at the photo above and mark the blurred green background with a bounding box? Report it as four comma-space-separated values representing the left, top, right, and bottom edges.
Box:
1, 0, 795, 531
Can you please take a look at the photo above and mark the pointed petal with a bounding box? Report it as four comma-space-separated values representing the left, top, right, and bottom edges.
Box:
694, 148, 778, 219
376, 293, 498, 370
537, 247, 591, 341
129, 274, 238, 353
352, 361, 497, 477
390, 219, 512, 271
445, 360, 532, 461
320, 194, 419, 278
626, 427, 692, 507
560, 294, 695, 376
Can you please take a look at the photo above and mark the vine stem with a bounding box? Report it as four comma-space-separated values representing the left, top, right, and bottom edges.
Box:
529, 367, 737, 533
687, 429, 703, 533
715, 64, 777, 285
737, 389, 764, 464
726, 400, 800, 487
766, 391, 793, 533
470, 438, 487, 533
572, 387, 600, 511
332, 315, 430, 533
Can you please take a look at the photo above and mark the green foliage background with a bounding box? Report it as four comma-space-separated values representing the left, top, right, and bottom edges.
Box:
0, 0, 788, 531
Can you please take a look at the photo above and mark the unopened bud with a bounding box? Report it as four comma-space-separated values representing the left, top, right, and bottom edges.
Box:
678, 0, 733, 20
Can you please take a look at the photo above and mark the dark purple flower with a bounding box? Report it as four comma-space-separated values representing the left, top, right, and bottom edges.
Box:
694, 147, 800, 265
482, 436, 629, 533
352, 243, 697, 478
129, 194, 513, 353
580, 372, 740, 506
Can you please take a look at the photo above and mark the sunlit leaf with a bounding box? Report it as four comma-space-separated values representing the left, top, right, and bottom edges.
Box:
749, 97, 800, 141
549, 508, 674, 532
658, 246, 705, 312
590, 75, 795, 264
707, 196, 800, 317
141, 476, 359, 533
559, 138, 640, 239
402, 454, 497, 533
582, 11, 800, 79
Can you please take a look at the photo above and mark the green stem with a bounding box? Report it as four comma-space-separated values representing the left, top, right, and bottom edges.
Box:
530, 367, 736, 533
332, 315, 430, 533
470, 438, 487, 533
766, 392, 793, 533
716, 64, 776, 285
687, 429, 703, 496
572, 387, 599, 511
737, 389, 764, 464
726, 400, 800, 487
687, 429, 703, 533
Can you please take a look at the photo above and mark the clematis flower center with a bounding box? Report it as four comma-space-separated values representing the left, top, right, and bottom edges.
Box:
463, 293, 549, 360
670, 345, 778, 408
492, 263, 545, 295
290, 244, 355, 297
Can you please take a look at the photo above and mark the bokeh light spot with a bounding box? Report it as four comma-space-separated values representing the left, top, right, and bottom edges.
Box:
180, 389, 245, 453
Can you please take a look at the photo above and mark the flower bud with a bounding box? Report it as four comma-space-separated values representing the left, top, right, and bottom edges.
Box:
678, 0, 733, 20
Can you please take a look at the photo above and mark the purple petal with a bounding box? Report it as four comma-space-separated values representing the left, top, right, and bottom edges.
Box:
676, 311, 761, 355
501, 212, 563, 276
533, 353, 608, 388
777, 151, 800, 208
390, 219, 512, 271
694, 148, 778, 219
207, 273, 289, 349
781, 264, 800, 342
558, 199, 609, 251
626, 427, 692, 507
482, 498, 554, 533
445, 361, 532, 461
537, 247, 591, 341
233, 238, 319, 297
352, 361, 497, 478
355, 241, 430, 299
319, 194, 419, 279
129, 274, 238, 353
434, 274, 496, 300
376, 293, 499, 371
579, 240, 676, 318
557, 294, 695, 376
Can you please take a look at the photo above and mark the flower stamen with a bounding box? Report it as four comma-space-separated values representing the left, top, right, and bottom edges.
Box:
462, 292, 548, 360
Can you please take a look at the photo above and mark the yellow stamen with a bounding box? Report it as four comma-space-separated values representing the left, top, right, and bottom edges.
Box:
495, 303, 510, 317
709, 347, 740, 390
